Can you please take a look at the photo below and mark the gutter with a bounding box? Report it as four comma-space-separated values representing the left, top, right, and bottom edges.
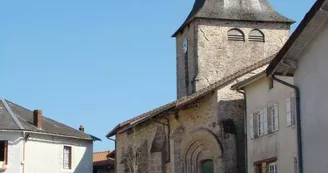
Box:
272, 75, 303, 173
236, 89, 247, 173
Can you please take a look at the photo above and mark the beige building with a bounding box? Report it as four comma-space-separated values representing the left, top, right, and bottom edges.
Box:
106, 0, 293, 173
267, 0, 328, 172
232, 72, 297, 173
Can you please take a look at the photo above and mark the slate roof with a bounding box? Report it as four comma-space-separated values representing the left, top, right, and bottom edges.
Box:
173, 0, 294, 36
106, 56, 273, 137
0, 98, 92, 140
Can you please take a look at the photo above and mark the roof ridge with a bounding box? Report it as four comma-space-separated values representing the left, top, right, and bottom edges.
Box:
1, 98, 24, 129
107, 56, 273, 137
94, 150, 111, 154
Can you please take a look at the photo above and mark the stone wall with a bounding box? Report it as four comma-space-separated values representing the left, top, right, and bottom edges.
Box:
115, 66, 266, 173
176, 19, 290, 98
176, 21, 197, 98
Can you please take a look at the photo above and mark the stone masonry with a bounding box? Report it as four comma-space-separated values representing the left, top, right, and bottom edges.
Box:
115, 65, 267, 173
112, 1, 292, 173
176, 19, 290, 98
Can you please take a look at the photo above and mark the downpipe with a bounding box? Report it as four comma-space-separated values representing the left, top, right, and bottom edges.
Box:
272, 75, 303, 173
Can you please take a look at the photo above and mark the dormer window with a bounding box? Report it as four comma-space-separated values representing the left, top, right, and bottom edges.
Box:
228, 28, 245, 41
249, 29, 265, 42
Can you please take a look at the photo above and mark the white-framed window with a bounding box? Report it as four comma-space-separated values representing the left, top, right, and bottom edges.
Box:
268, 162, 277, 173
286, 97, 296, 126
63, 146, 72, 169
251, 109, 268, 138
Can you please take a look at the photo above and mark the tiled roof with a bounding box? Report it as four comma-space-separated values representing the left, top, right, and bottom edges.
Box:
93, 150, 115, 166
0, 98, 92, 140
106, 56, 273, 137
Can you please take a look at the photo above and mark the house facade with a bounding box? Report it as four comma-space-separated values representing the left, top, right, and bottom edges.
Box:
267, 0, 328, 172
0, 98, 94, 173
232, 73, 297, 173
107, 0, 293, 173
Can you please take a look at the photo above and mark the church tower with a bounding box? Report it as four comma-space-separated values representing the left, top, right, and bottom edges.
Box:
174, 0, 293, 98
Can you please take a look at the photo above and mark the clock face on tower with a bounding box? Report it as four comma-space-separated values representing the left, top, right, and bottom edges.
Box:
183, 38, 188, 54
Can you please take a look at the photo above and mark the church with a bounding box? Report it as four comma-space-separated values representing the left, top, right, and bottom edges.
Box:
106, 0, 293, 173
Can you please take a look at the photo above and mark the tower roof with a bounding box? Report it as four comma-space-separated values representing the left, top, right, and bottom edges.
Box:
173, 0, 294, 37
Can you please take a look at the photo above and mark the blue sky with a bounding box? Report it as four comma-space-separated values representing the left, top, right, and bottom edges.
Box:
0, 0, 316, 152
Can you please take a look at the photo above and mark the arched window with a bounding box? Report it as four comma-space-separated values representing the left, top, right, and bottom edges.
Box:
228, 28, 245, 41
201, 160, 214, 173
249, 29, 265, 42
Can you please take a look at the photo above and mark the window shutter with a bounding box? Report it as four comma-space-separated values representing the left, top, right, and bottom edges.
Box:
260, 111, 264, 136
250, 114, 254, 139
291, 97, 297, 125
286, 98, 292, 126
274, 103, 279, 131
263, 108, 268, 134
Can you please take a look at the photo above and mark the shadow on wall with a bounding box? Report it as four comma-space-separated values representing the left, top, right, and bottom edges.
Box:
74, 141, 93, 173
215, 99, 245, 173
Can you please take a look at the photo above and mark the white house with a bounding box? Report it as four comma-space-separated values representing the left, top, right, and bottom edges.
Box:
267, 0, 328, 172
0, 98, 97, 173
232, 72, 297, 173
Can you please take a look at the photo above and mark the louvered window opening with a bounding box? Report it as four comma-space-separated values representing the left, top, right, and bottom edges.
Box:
249, 29, 265, 42
228, 29, 245, 41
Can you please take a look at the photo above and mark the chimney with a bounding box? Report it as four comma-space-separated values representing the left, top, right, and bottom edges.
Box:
79, 125, 84, 132
33, 110, 43, 129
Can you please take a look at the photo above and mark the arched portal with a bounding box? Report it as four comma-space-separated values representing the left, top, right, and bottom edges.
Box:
180, 128, 223, 173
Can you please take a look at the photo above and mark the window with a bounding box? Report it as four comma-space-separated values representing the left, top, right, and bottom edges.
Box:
228, 28, 245, 41
201, 160, 214, 173
254, 158, 277, 173
63, 146, 72, 169
257, 109, 268, 136
251, 103, 280, 139
268, 162, 277, 173
286, 97, 296, 126
268, 78, 274, 90
249, 29, 265, 42
0, 141, 8, 165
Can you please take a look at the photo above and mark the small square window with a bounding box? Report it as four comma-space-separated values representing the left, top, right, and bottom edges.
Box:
269, 78, 274, 90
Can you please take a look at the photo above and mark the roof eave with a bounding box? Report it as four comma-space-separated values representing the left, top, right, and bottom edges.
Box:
106, 124, 120, 138
231, 71, 266, 90
172, 18, 295, 38
266, 0, 328, 76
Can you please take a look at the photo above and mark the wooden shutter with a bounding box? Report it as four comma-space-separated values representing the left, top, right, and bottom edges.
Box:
250, 114, 254, 139
259, 111, 264, 136
263, 108, 268, 134
274, 103, 279, 131
286, 98, 292, 126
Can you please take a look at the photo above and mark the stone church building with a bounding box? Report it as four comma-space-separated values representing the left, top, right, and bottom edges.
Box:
106, 0, 293, 173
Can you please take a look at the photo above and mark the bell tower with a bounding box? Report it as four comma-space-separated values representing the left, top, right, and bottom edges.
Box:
174, 0, 293, 98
